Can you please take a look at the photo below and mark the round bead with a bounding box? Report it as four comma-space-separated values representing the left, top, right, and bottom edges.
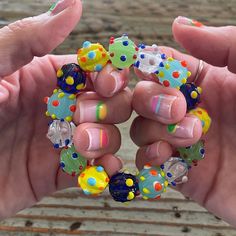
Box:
108, 35, 138, 69
188, 107, 211, 134
109, 172, 139, 202
180, 83, 201, 111
177, 140, 205, 166
155, 58, 191, 89
134, 44, 165, 75
57, 63, 86, 94
137, 166, 167, 200
78, 166, 109, 195
45, 89, 76, 120
60, 145, 87, 176
77, 42, 109, 72
162, 157, 189, 186
47, 120, 76, 148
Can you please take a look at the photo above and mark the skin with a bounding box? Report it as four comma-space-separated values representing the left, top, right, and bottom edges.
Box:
131, 19, 236, 227
0, 0, 131, 219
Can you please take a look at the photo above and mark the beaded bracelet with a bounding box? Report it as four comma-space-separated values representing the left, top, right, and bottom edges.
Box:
44, 34, 211, 203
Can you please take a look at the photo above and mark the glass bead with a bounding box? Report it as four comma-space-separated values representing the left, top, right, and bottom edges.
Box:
109, 35, 138, 69
134, 44, 165, 75
78, 166, 109, 195
47, 120, 76, 148
60, 145, 87, 176
162, 157, 189, 186
57, 63, 86, 94
137, 165, 167, 200
109, 172, 139, 202
155, 58, 191, 89
77, 41, 109, 72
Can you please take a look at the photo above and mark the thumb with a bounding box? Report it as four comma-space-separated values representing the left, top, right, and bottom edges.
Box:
172, 16, 236, 73
0, 0, 82, 77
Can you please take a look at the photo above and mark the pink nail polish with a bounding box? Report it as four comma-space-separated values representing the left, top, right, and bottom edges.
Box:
85, 128, 108, 151
146, 142, 162, 160
176, 16, 203, 27
151, 94, 177, 119
49, 0, 75, 15
167, 117, 199, 138
110, 71, 124, 95
79, 100, 108, 123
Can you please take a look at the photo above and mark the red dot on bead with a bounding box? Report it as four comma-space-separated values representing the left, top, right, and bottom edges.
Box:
52, 100, 59, 106
44, 97, 49, 104
163, 80, 170, 87
150, 170, 158, 176
133, 54, 137, 59
70, 105, 76, 112
154, 183, 162, 191
181, 61, 187, 67
71, 172, 76, 177
172, 71, 180, 78
99, 47, 103, 51
79, 166, 83, 170
110, 52, 114, 57
102, 53, 107, 58
80, 173, 85, 178
105, 177, 109, 183
198, 110, 202, 114
155, 195, 161, 200
110, 37, 115, 41
135, 47, 139, 51
81, 57, 87, 62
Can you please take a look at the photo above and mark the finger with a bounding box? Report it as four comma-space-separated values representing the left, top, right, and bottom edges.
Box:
73, 123, 121, 159
130, 115, 202, 147
0, 0, 82, 77
73, 89, 132, 124
134, 46, 207, 85
132, 81, 187, 124
136, 141, 173, 170
89, 64, 130, 97
94, 154, 123, 177
172, 16, 236, 73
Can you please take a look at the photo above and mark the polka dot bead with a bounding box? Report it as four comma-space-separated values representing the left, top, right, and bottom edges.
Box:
77, 41, 109, 72
45, 89, 76, 121
137, 165, 168, 200
109, 35, 138, 69
177, 140, 205, 166
47, 120, 76, 148
60, 145, 87, 176
78, 166, 109, 195
57, 63, 86, 94
180, 83, 202, 111
188, 107, 211, 134
134, 44, 166, 74
155, 57, 191, 89
109, 172, 140, 202
161, 157, 189, 186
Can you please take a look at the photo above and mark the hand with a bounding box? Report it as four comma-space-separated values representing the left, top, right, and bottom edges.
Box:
130, 17, 236, 227
0, 0, 131, 219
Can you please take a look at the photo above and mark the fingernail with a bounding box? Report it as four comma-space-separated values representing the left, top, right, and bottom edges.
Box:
85, 128, 108, 151
146, 141, 162, 160
176, 16, 203, 27
167, 116, 198, 138
110, 71, 124, 95
79, 100, 108, 123
49, 0, 75, 15
151, 94, 177, 119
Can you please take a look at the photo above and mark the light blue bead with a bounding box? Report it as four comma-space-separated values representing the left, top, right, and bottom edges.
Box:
83, 41, 91, 48
87, 177, 96, 186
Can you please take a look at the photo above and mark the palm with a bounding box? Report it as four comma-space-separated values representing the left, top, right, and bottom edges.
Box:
0, 56, 75, 218
179, 65, 236, 223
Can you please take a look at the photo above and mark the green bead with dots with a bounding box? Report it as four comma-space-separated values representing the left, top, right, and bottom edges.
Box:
60, 145, 87, 176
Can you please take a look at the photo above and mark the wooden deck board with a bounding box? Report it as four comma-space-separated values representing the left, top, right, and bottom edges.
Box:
0, 0, 236, 235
